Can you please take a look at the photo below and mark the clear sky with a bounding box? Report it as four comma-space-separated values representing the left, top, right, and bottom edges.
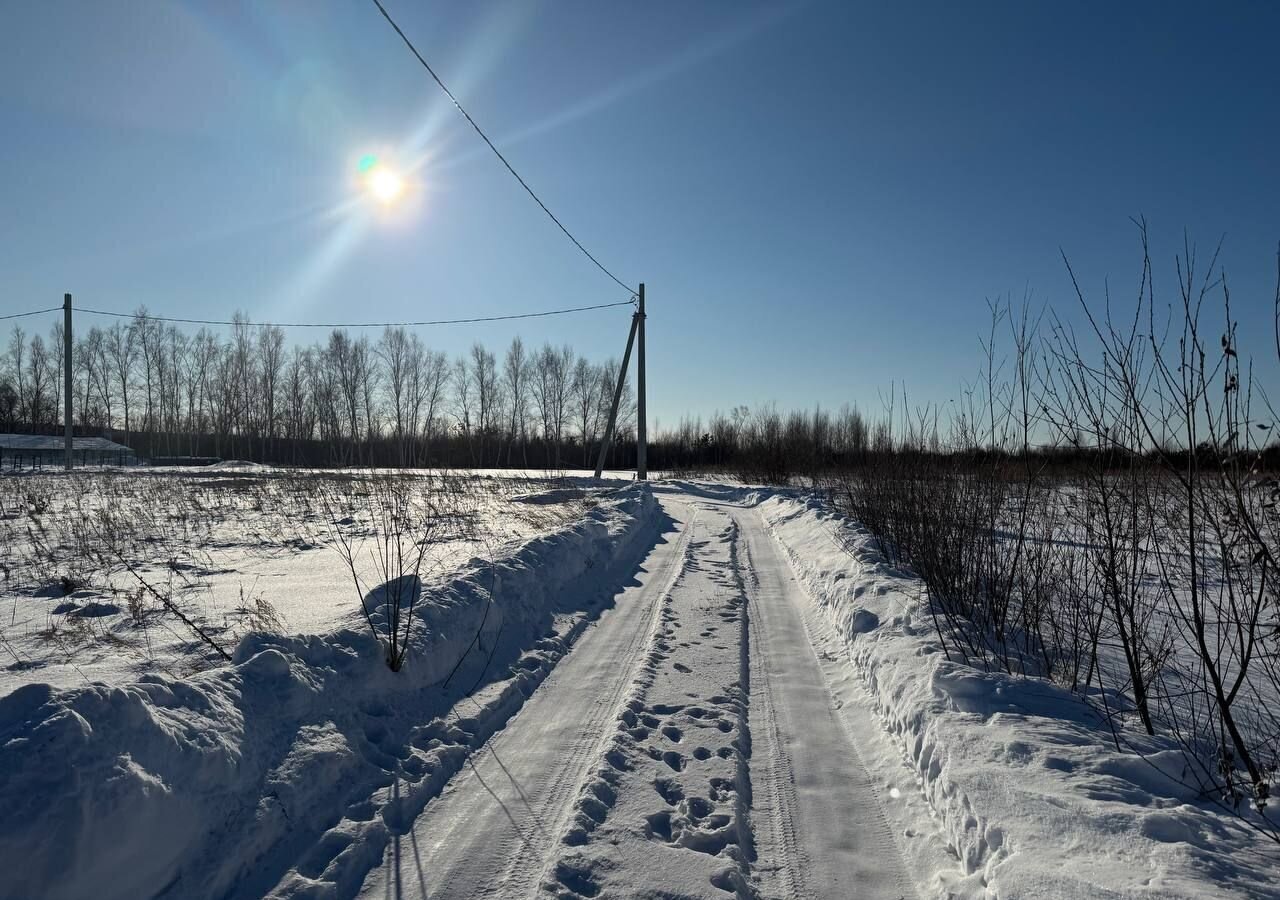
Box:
1, 1, 1277, 431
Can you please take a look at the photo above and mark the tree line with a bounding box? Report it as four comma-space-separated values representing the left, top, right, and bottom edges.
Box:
0, 311, 636, 468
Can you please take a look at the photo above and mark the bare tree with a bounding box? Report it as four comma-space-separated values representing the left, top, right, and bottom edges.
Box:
531, 344, 574, 469
571, 356, 601, 465
503, 336, 529, 466
451, 354, 474, 465
418, 347, 450, 465
380, 327, 413, 465
470, 342, 502, 466
26, 334, 52, 428
258, 325, 285, 458
7, 327, 28, 426
106, 322, 136, 440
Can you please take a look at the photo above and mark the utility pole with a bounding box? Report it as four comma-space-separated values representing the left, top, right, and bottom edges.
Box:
594, 284, 648, 481
594, 299, 639, 479
636, 284, 646, 480
64, 294, 73, 470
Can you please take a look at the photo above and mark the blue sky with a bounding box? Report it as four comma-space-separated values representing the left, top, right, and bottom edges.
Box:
1, 1, 1277, 430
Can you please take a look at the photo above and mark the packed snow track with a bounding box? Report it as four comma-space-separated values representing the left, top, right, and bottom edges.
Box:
356, 483, 915, 900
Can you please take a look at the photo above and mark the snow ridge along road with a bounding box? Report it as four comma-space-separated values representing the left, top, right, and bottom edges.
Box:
355, 501, 699, 900
357, 484, 917, 900
0, 487, 663, 900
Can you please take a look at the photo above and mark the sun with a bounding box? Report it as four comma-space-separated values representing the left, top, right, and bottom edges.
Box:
358, 154, 406, 206
368, 167, 405, 205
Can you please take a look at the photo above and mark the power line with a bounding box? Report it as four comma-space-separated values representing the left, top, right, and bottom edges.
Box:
69, 299, 636, 329
369, 0, 635, 297
0, 306, 61, 322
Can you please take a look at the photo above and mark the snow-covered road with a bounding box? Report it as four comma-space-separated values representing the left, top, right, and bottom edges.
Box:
355, 484, 915, 900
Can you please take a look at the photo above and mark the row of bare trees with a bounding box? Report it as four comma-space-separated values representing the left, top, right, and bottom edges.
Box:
0, 311, 635, 467
648, 404, 880, 480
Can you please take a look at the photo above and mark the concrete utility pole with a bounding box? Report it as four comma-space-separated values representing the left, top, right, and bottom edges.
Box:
636, 284, 646, 480
63, 294, 73, 470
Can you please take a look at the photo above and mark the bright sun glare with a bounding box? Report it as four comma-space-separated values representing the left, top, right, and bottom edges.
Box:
359, 154, 406, 206
369, 167, 405, 205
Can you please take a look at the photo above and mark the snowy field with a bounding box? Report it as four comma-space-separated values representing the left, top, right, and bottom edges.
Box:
0, 466, 636, 694
0, 475, 1277, 899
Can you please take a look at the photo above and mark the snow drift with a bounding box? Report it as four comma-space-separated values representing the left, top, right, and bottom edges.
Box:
0, 485, 659, 900
760, 492, 1277, 900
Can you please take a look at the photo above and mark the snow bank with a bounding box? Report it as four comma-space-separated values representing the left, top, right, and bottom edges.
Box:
0, 486, 658, 900
759, 494, 1277, 900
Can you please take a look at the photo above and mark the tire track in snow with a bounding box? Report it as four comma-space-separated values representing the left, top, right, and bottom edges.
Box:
737, 504, 916, 900
738, 529, 809, 900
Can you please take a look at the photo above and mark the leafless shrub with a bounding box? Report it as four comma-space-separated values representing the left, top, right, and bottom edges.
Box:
124, 585, 150, 625
317, 471, 472, 672
231, 579, 285, 636
827, 225, 1280, 840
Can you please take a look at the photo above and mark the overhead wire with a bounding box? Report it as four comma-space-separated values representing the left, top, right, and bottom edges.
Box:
4, 3, 641, 331
67, 298, 636, 329
0, 306, 62, 322
368, 0, 635, 297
